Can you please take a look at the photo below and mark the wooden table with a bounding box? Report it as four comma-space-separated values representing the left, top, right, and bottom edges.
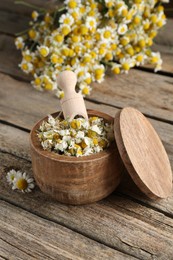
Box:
0, 1, 173, 259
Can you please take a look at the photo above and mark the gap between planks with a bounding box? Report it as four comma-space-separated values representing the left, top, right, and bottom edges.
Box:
0, 199, 134, 260
0, 71, 173, 128
1, 151, 173, 260
1, 120, 173, 219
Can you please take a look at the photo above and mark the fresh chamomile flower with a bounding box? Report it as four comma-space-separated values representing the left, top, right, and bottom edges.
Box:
12, 171, 35, 193
16, 0, 168, 98
15, 37, 25, 50
111, 63, 121, 75
6, 169, 18, 184
117, 23, 128, 35
79, 83, 92, 96
59, 13, 74, 26
65, 0, 81, 10
38, 45, 50, 57
86, 16, 97, 30
31, 10, 39, 21
19, 61, 33, 74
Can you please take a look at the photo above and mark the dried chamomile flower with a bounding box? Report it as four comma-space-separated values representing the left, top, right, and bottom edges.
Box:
37, 114, 114, 157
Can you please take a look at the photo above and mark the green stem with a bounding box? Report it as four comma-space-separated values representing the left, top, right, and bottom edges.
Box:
15, 0, 46, 11
15, 28, 29, 36
57, 6, 66, 12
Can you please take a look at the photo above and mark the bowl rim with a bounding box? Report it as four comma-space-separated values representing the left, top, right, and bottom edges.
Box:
30, 109, 116, 163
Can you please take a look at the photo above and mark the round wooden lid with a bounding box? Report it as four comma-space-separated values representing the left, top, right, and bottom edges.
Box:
114, 107, 172, 199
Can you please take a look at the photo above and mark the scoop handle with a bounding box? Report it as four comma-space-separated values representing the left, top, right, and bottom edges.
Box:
57, 71, 88, 121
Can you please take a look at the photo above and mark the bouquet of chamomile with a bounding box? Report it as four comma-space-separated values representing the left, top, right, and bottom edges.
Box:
15, 0, 168, 98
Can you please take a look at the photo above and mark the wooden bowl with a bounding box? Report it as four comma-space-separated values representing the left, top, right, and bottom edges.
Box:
30, 109, 123, 205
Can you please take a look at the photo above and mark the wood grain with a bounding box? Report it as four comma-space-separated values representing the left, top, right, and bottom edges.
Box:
0, 71, 173, 133
114, 107, 172, 199
91, 70, 173, 122
1, 151, 173, 259
0, 200, 132, 260
0, 0, 62, 15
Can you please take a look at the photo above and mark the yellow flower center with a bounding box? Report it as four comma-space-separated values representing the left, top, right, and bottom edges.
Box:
82, 87, 89, 95
39, 47, 49, 57
126, 47, 134, 56
54, 34, 64, 43
45, 83, 53, 90
136, 55, 143, 62
68, 1, 77, 8
122, 63, 130, 71
151, 56, 159, 63
93, 138, 98, 145
64, 17, 71, 24
133, 16, 141, 25
84, 77, 92, 84
112, 67, 120, 74
16, 178, 28, 190
28, 29, 36, 39
80, 26, 88, 35
71, 35, 80, 43
21, 63, 28, 71
120, 37, 129, 46
89, 20, 95, 27
83, 56, 91, 63
103, 30, 111, 39
61, 26, 71, 36
51, 54, 59, 64
138, 39, 146, 48
34, 77, 41, 85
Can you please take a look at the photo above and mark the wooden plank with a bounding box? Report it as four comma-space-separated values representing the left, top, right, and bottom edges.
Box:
0, 200, 130, 260
1, 70, 172, 129
0, 10, 30, 35
0, 0, 62, 15
1, 97, 173, 212
91, 70, 173, 122
1, 150, 173, 259
148, 43, 173, 73
155, 19, 173, 46
0, 34, 31, 81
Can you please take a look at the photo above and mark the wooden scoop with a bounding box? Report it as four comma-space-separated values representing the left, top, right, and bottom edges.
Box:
57, 71, 88, 121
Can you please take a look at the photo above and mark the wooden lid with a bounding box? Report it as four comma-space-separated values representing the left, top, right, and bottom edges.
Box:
114, 107, 172, 199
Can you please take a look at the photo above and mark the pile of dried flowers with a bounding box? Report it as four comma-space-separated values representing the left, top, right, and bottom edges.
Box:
37, 114, 114, 157
15, 0, 168, 98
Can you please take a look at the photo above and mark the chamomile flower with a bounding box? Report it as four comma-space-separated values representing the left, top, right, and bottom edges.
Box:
65, 0, 81, 10
79, 83, 92, 96
12, 171, 35, 193
117, 24, 128, 35
20, 61, 33, 74
15, 37, 24, 50
6, 169, 17, 184
59, 13, 74, 26
86, 17, 97, 30
16, 0, 168, 98
31, 10, 39, 21
38, 45, 50, 57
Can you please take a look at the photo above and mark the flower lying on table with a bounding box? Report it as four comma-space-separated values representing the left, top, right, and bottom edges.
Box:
15, 0, 169, 98
37, 114, 114, 157
6, 169, 35, 193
